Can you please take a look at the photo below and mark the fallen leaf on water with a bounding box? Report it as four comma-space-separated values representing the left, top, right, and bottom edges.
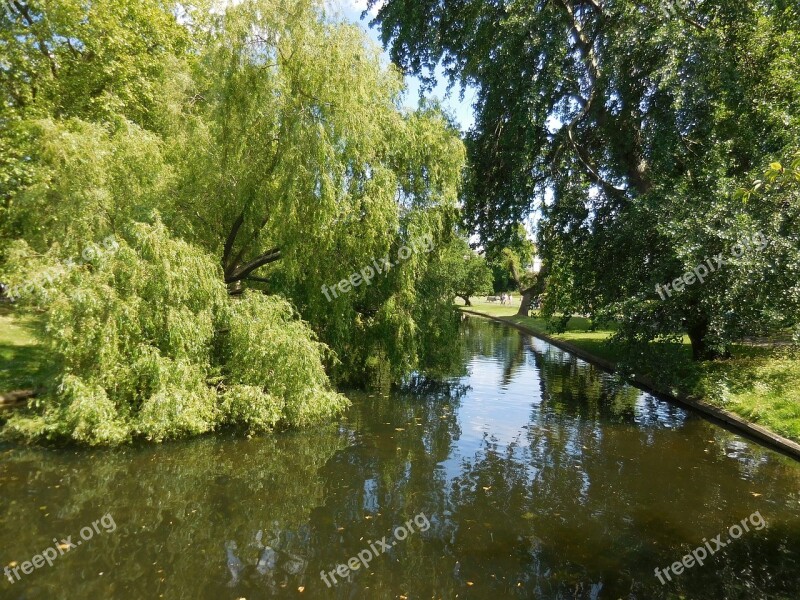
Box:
466, 581, 474, 586
751, 492, 762, 497
395, 428, 405, 431
482, 486, 491, 491
298, 586, 305, 592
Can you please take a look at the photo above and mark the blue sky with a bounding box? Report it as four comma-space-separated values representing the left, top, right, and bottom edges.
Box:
327, 0, 477, 131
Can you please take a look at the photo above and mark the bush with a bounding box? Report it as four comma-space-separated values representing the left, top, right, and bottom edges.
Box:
2, 220, 349, 445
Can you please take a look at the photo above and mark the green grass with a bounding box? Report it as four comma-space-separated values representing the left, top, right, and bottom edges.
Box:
460, 298, 800, 444
0, 307, 51, 394
701, 348, 800, 442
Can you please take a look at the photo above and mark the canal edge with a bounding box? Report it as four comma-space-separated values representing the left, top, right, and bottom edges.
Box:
461, 309, 800, 462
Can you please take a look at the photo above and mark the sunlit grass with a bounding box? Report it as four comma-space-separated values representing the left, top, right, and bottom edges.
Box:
0, 307, 51, 394
701, 349, 800, 441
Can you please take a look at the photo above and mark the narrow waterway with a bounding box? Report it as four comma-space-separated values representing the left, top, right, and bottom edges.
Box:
1, 317, 799, 599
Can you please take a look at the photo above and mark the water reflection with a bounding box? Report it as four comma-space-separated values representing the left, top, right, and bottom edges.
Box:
1, 318, 799, 599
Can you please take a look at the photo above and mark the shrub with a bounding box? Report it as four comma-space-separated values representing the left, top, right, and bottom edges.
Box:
2, 220, 349, 445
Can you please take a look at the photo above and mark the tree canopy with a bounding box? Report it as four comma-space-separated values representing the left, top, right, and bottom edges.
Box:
368, 0, 800, 359
1, 0, 468, 444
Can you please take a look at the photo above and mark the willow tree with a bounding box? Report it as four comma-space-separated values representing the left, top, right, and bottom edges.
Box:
3, 220, 349, 445
0, 0, 192, 251
368, 0, 800, 360
2, 0, 467, 442
161, 0, 465, 384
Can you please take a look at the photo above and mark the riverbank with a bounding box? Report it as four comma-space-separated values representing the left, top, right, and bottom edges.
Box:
459, 299, 800, 458
0, 308, 50, 401
4, 303, 799, 457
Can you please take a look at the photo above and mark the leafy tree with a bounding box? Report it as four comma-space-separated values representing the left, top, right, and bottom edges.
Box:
0, 0, 191, 248
157, 1, 465, 384
2, 219, 349, 445
483, 224, 544, 315
1, 0, 468, 448
435, 236, 493, 306
368, 0, 800, 359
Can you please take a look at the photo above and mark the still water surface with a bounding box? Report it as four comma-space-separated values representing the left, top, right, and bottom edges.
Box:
1, 318, 799, 599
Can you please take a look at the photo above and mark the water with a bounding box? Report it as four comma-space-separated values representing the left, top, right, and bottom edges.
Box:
1, 317, 799, 599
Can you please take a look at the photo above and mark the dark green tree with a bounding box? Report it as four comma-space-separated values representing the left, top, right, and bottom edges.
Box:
367, 0, 800, 359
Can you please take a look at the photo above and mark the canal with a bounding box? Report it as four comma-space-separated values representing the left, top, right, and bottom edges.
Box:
1, 317, 798, 599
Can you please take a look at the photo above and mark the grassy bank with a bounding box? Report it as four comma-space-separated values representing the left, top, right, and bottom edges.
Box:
460, 298, 800, 444
0, 307, 51, 395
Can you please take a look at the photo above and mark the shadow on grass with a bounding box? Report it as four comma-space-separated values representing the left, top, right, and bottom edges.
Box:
0, 307, 54, 394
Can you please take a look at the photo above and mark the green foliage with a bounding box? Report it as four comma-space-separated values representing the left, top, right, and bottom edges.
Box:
221, 292, 350, 426
433, 236, 493, 303
486, 224, 536, 293
0, 0, 190, 125
3, 117, 172, 254
370, 0, 800, 360
163, 2, 466, 384
1, 0, 467, 445
2, 221, 348, 445
2, 0, 466, 389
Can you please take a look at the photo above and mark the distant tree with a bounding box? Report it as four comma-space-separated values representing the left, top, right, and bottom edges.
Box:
486, 224, 534, 293
445, 237, 493, 306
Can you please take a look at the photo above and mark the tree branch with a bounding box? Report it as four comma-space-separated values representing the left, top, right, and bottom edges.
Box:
222, 211, 245, 276
225, 248, 282, 284
11, 1, 58, 77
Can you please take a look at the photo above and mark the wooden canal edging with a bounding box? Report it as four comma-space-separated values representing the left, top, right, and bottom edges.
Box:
462, 309, 800, 462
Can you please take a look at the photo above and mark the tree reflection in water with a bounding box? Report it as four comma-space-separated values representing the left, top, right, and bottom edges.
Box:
1, 318, 799, 599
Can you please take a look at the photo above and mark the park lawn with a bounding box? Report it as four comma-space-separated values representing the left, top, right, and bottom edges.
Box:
0, 307, 52, 394
460, 298, 800, 444
700, 346, 800, 442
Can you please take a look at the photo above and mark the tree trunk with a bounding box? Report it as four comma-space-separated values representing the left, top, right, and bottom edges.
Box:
686, 317, 729, 361
517, 288, 534, 316
459, 295, 472, 307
